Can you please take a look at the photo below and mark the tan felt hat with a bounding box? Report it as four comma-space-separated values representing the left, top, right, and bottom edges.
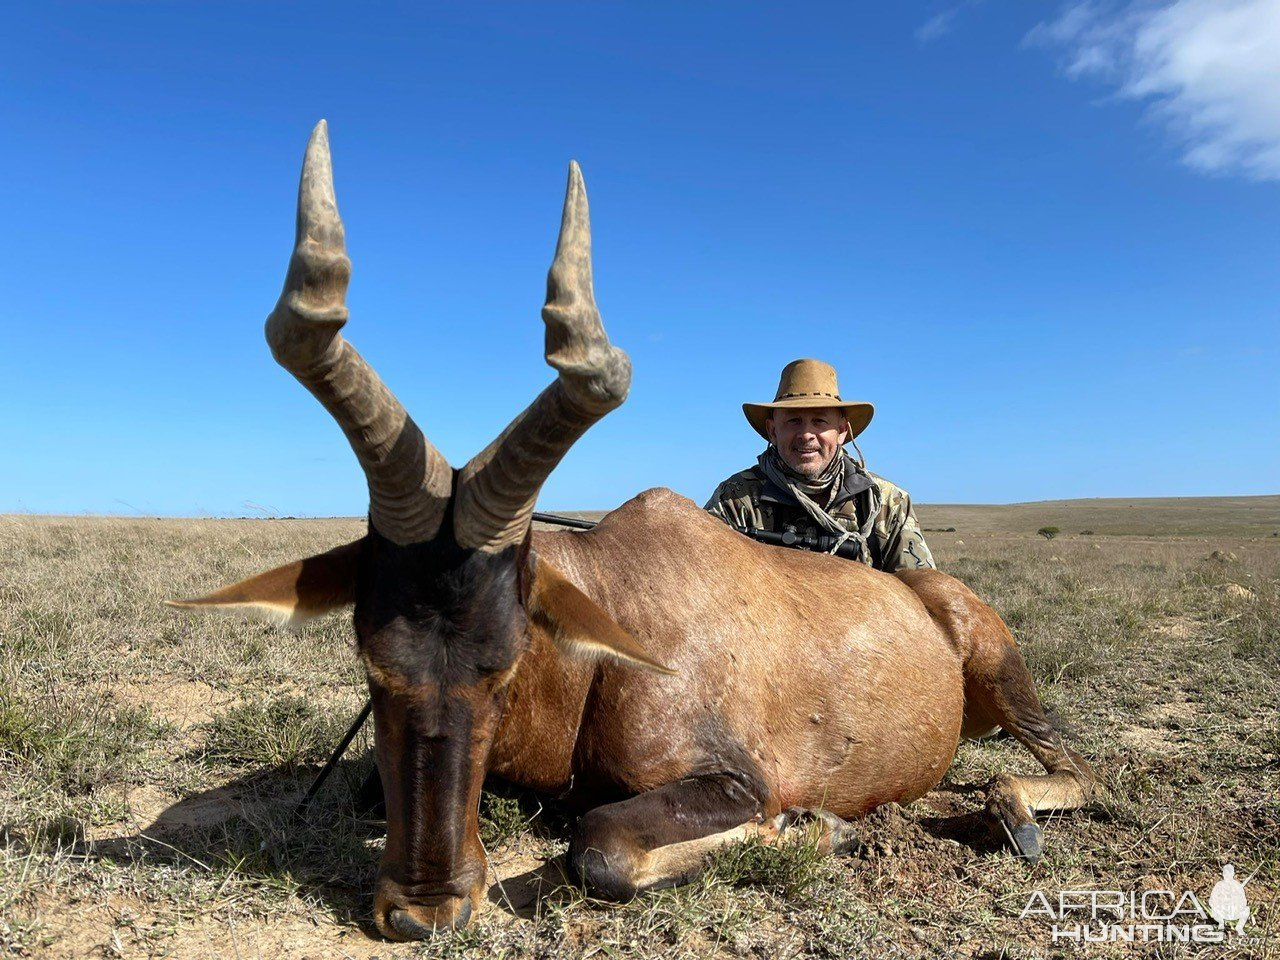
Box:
742, 358, 875, 442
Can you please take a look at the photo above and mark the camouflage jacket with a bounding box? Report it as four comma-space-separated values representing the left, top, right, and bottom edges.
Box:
704, 460, 936, 572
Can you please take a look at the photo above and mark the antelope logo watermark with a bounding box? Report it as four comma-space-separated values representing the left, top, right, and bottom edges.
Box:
1020, 864, 1260, 945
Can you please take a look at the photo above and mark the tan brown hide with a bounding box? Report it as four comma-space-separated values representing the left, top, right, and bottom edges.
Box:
489, 488, 967, 815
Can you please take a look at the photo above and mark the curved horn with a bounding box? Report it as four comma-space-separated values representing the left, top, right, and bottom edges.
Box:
453, 162, 631, 553
265, 121, 452, 545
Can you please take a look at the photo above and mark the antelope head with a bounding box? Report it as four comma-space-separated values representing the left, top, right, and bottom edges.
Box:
169, 122, 667, 939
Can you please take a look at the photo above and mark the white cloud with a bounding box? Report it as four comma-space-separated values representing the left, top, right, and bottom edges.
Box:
1027, 0, 1280, 181
916, 1, 987, 43
916, 8, 961, 43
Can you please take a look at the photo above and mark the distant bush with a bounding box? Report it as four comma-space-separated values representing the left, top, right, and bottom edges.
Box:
1080, 530, 1094, 536
1037, 526, 1060, 541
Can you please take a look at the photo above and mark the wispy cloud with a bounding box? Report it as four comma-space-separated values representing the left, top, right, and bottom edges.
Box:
916, 8, 961, 43
1026, 0, 1280, 181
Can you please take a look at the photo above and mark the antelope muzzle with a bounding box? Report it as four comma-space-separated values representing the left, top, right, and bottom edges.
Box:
369, 676, 510, 939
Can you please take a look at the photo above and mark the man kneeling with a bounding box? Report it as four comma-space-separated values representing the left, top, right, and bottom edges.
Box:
706, 358, 934, 572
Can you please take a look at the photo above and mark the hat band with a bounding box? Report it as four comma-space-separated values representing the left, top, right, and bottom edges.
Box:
775, 391, 842, 401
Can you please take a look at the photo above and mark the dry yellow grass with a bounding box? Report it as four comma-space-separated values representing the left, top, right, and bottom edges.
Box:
1, 503, 1277, 958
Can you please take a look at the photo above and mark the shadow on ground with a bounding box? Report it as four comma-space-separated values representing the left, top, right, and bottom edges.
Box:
78, 759, 1014, 939
85, 754, 388, 938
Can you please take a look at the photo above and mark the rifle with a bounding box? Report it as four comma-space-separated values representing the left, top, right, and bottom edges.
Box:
735, 525, 864, 560
297, 508, 860, 814
531, 512, 864, 559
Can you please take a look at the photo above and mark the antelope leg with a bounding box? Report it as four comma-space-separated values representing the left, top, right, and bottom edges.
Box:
967, 637, 1096, 861
567, 791, 859, 901
567, 772, 769, 901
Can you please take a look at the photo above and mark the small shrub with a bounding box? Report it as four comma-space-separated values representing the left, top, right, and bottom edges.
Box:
1225, 589, 1280, 669
0, 691, 167, 796
705, 833, 827, 898
201, 696, 347, 771
1037, 526, 1060, 541
1080, 530, 1094, 536
478, 792, 526, 848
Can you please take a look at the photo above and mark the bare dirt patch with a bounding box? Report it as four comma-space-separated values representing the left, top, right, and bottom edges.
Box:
101, 676, 234, 732
1151, 615, 1197, 639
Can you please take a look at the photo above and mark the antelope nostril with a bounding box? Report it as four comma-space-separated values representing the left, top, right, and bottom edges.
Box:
386, 896, 473, 940
388, 909, 435, 940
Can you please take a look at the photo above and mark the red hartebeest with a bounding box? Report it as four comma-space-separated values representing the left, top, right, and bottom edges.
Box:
170, 122, 1095, 941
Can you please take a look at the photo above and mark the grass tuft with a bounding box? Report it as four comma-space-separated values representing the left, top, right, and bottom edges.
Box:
200, 695, 347, 771
705, 832, 828, 898
0, 690, 167, 798
479, 792, 527, 849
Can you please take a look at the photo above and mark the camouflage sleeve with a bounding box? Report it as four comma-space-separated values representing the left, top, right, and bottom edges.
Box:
874, 481, 936, 572
704, 477, 762, 530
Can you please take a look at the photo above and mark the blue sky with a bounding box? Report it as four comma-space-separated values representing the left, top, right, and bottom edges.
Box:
2, 2, 1277, 516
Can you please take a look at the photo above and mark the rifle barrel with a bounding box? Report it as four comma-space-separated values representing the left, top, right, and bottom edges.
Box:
532, 511, 599, 531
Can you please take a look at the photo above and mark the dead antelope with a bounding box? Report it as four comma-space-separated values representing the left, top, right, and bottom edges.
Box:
171, 122, 1095, 941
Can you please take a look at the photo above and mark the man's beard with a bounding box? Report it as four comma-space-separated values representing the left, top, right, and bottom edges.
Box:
782, 446, 841, 484
784, 445, 833, 479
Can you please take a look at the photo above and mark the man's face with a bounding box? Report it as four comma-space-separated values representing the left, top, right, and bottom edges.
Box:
765, 406, 850, 479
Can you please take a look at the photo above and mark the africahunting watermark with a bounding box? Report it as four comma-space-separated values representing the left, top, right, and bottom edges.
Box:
1020, 864, 1261, 945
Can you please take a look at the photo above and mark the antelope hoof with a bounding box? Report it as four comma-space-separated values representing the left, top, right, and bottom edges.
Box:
771, 806, 861, 855
1010, 822, 1043, 862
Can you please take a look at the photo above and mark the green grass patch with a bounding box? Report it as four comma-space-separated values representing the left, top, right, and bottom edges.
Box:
0, 690, 167, 797
200, 695, 347, 771
705, 832, 829, 898
479, 792, 527, 849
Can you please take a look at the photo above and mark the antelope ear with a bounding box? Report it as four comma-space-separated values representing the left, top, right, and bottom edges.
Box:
526, 554, 675, 675
165, 537, 363, 626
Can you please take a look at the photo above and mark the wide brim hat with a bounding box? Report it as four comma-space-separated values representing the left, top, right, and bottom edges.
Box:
742, 358, 874, 442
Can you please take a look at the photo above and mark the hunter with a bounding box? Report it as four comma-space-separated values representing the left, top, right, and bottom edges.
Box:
705, 358, 935, 572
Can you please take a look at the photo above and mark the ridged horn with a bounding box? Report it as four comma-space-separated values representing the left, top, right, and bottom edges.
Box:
265, 121, 452, 545
453, 162, 631, 553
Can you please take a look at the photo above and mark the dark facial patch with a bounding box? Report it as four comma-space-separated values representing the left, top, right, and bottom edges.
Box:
372, 681, 478, 878
355, 524, 529, 689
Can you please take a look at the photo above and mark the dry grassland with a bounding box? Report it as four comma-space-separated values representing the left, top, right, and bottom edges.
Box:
916, 495, 1280, 538
1, 500, 1277, 958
